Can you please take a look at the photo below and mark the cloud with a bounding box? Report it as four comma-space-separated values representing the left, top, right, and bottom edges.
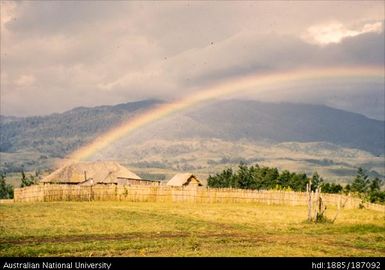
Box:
0, 1, 384, 116
302, 21, 383, 46
15, 74, 36, 87
0, 1, 17, 29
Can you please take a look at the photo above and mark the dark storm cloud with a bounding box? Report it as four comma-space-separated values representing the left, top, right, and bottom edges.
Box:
1, 1, 383, 116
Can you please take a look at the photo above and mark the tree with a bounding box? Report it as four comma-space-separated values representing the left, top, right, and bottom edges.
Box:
206, 163, 347, 195
263, 167, 279, 189
348, 168, 385, 204
369, 177, 382, 193
0, 172, 14, 199
367, 177, 385, 203
20, 170, 36, 188
368, 191, 385, 203
351, 168, 370, 194
237, 163, 256, 189
344, 184, 351, 194
322, 183, 343, 194
207, 168, 235, 188
289, 173, 308, 191
277, 170, 291, 188
311, 172, 323, 191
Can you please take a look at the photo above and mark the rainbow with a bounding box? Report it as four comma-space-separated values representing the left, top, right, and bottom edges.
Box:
64, 66, 383, 165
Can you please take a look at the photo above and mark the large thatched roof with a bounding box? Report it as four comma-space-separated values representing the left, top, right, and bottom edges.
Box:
41, 161, 141, 184
166, 173, 202, 187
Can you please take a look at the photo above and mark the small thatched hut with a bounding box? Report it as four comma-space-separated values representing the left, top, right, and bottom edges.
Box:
166, 173, 203, 187
41, 161, 160, 186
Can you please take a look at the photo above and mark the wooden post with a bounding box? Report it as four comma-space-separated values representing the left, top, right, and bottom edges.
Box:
314, 188, 319, 221
337, 195, 341, 210
318, 186, 323, 216
90, 185, 93, 201
332, 195, 348, 223
307, 182, 312, 222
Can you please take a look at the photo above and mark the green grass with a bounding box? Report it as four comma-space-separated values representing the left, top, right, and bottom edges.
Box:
0, 201, 384, 256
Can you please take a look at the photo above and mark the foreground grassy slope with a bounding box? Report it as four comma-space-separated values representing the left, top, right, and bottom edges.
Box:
0, 202, 384, 256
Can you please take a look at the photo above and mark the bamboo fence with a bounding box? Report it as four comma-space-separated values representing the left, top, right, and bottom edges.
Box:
12, 184, 385, 212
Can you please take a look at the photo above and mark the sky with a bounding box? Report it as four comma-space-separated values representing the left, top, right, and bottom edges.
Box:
1, 1, 384, 118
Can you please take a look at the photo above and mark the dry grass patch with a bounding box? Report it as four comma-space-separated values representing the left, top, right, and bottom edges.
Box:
1, 201, 384, 256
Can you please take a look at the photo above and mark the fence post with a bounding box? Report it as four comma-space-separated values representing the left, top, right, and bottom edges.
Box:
307, 182, 312, 222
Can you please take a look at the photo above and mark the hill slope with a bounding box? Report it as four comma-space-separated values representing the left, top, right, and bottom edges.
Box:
0, 99, 383, 175
115, 100, 384, 155
187, 100, 384, 155
0, 99, 161, 156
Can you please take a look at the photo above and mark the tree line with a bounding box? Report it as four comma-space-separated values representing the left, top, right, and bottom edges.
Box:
207, 164, 385, 204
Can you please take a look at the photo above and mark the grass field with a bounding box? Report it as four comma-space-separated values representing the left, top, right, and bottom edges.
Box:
0, 201, 384, 257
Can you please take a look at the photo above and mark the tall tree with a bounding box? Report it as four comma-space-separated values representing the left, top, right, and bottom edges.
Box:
208, 168, 235, 188
351, 167, 370, 194
237, 163, 255, 189
0, 172, 14, 199
311, 172, 323, 191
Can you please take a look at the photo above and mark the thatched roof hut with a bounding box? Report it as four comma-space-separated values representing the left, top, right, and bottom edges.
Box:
41, 161, 142, 185
166, 173, 203, 187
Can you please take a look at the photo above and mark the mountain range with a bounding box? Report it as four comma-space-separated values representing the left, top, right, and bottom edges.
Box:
126, 99, 384, 155
0, 99, 384, 181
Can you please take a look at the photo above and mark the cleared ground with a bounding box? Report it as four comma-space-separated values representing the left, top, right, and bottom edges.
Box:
0, 201, 384, 256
